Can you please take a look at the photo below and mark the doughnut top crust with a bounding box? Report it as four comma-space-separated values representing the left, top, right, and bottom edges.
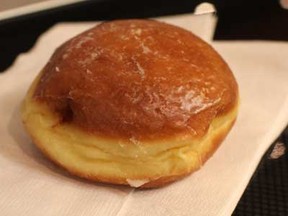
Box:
34, 19, 238, 140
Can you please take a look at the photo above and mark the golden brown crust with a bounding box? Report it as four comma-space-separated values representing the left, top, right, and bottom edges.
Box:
22, 19, 239, 188
33, 19, 238, 141
22, 97, 237, 188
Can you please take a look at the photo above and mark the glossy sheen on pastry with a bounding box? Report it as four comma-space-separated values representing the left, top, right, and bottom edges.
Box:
21, 19, 239, 188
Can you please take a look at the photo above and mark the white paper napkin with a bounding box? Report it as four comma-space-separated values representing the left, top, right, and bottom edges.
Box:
1, 14, 288, 216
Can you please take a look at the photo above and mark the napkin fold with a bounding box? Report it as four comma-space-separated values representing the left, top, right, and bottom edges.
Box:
1, 13, 288, 216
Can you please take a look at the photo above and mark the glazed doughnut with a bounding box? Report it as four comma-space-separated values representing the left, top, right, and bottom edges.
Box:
21, 19, 239, 188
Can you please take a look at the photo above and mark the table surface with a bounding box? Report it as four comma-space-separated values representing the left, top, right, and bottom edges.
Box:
1, 0, 288, 215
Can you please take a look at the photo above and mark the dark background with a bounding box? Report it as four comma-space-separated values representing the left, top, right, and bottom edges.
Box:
1, 0, 288, 72
1, 0, 288, 215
